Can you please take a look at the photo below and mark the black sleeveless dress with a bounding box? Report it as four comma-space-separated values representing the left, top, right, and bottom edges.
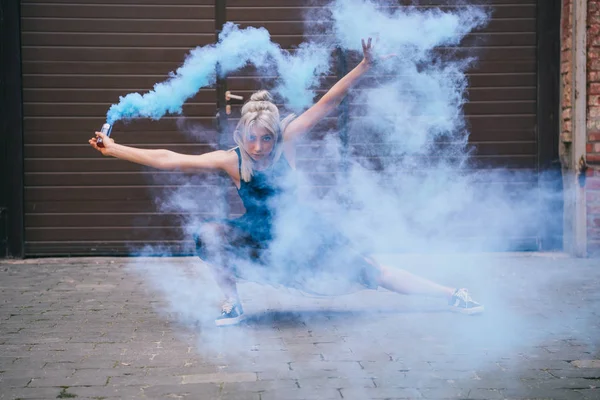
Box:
194, 147, 379, 295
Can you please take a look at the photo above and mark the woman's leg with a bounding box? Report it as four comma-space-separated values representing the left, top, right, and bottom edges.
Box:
195, 222, 247, 326
205, 261, 239, 301
364, 257, 484, 314
375, 262, 455, 299
195, 223, 239, 301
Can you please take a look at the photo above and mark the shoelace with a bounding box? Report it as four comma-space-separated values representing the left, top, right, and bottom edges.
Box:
455, 289, 473, 305
221, 300, 236, 314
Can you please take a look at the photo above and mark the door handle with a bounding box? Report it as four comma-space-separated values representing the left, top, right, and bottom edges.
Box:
226, 91, 244, 101
225, 91, 244, 115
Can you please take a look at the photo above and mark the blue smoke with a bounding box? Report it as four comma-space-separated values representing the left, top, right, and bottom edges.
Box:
329, 0, 488, 55
120, 3, 590, 391
105, 22, 331, 124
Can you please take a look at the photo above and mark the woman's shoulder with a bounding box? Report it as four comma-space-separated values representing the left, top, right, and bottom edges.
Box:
222, 147, 241, 167
199, 148, 239, 174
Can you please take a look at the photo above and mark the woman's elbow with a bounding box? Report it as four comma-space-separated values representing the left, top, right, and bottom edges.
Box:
155, 150, 180, 170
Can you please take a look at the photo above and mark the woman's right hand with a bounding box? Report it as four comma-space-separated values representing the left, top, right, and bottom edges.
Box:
89, 131, 114, 156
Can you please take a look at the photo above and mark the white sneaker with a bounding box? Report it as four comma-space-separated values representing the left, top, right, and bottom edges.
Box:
215, 299, 246, 327
448, 288, 484, 315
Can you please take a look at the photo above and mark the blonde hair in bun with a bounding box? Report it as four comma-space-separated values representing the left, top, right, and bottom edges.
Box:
233, 90, 295, 181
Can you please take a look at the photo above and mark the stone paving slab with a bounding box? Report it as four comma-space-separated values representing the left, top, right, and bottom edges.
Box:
0, 253, 598, 399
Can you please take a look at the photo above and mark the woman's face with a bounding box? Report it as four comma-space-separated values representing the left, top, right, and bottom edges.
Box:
243, 125, 275, 161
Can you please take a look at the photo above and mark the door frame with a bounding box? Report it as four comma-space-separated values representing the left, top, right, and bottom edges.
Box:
1, 0, 25, 258
536, 0, 563, 250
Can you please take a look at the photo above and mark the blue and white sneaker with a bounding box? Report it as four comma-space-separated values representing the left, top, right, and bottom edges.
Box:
448, 288, 484, 315
215, 299, 245, 327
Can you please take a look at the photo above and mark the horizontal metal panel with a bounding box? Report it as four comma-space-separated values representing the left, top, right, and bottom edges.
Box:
466, 129, 536, 142
466, 157, 537, 169
21, 86, 536, 106
225, 115, 340, 129
464, 87, 536, 102
18, 170, 337, 188
22, 32, 216, 48
21, 18, 214, 34
346, 129, 537, 143
22, 74, 211, 90
228, 5, 535, 21
21, 243, 186, 256
234, 18, 536, 35
24, 130, 219, 145
227, 0, 331, 6
348, 100, 536, 116
24, 153, 347, 175
23, 32, 335, 49
468, 61, 536, 74
227, 0, 535, 5
465, 100, 536, 115
23, 117, 215, 132
346, 87, 537, 102
25, 200, 197, 214
345, 115, 535, 130
24, 171, 224, 187
25, 226, 188, 241
221, 59, 536, 77
345, 47, 536, 63
23, 241, 195, 257
25, 213, 219, 228
22, 47, 203, 62
22, 0, 213, 4
25, 186, 225, 201
225, 75, 339, 89
22, 61, 211, 75
21, 4, 214, 19
24, 170, 338, 187
467, 73, 536, 87
21, 72, 535, 91
345, 142, 537, 157
23, 88, 216, 103
23, 158, 210, 173
24, 143, 217, 158
23, 103, 217, 118
349, 155, 537, 170
467, 115, 536, 131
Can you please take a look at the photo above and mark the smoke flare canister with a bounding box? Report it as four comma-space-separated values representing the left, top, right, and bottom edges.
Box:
97, 123, 112, 147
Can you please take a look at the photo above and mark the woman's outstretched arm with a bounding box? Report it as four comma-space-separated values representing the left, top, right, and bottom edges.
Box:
89, 130, 234, 173
283, 38, 375, 142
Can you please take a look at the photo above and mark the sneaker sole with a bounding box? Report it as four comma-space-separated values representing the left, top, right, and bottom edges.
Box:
449, 305, 485, 315
215, 314, 246, 327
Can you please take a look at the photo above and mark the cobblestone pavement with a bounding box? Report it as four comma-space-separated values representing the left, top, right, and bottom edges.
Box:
0, 253, 598, 400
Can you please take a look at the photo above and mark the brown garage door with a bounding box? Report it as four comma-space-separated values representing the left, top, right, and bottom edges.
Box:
21, 0, 221, 256
20, 0, 542, 256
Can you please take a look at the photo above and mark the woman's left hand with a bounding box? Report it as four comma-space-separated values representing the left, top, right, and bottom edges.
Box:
361, 37, 376, 66
361, 37, 397, 67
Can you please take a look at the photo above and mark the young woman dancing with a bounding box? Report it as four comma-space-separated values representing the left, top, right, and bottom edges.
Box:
89, 39, 483, 326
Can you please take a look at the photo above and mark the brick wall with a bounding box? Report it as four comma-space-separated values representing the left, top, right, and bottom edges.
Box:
561, 0, 600, 255
587, 0, 600, 255
561, 0, 572, 142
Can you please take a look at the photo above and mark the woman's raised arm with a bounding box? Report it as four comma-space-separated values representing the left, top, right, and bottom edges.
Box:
89, 130, 233, 173
283, 38, 376, 142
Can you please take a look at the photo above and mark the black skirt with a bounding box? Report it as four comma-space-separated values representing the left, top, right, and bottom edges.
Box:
194, 207, 380, 295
